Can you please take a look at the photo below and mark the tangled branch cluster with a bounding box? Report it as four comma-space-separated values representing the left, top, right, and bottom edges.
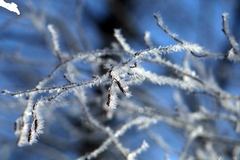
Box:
2, 13, 240, 160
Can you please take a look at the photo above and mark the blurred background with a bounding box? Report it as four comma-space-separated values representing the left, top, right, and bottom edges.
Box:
1, 0, 240, 159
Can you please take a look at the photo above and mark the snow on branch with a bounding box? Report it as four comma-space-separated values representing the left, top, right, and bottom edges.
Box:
222, 13, 239, 56
48, 24, 62, 61
133, 67, 196, 91
27, 100, 45, 145
127, 140, 149, 160
144, 31, 153, 49
153, 13, 225, 59
154, 13, 182, 44
106, 81, 119, 109
78, 116, 155, 160
0, 0, 20, 15
114, 29, 135, 55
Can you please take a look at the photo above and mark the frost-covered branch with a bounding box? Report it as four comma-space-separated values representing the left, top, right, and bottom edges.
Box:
222, 13, 239, 56
2, 10, 240, 160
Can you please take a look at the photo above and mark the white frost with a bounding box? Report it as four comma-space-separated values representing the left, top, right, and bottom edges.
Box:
0, 0, 20, 15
